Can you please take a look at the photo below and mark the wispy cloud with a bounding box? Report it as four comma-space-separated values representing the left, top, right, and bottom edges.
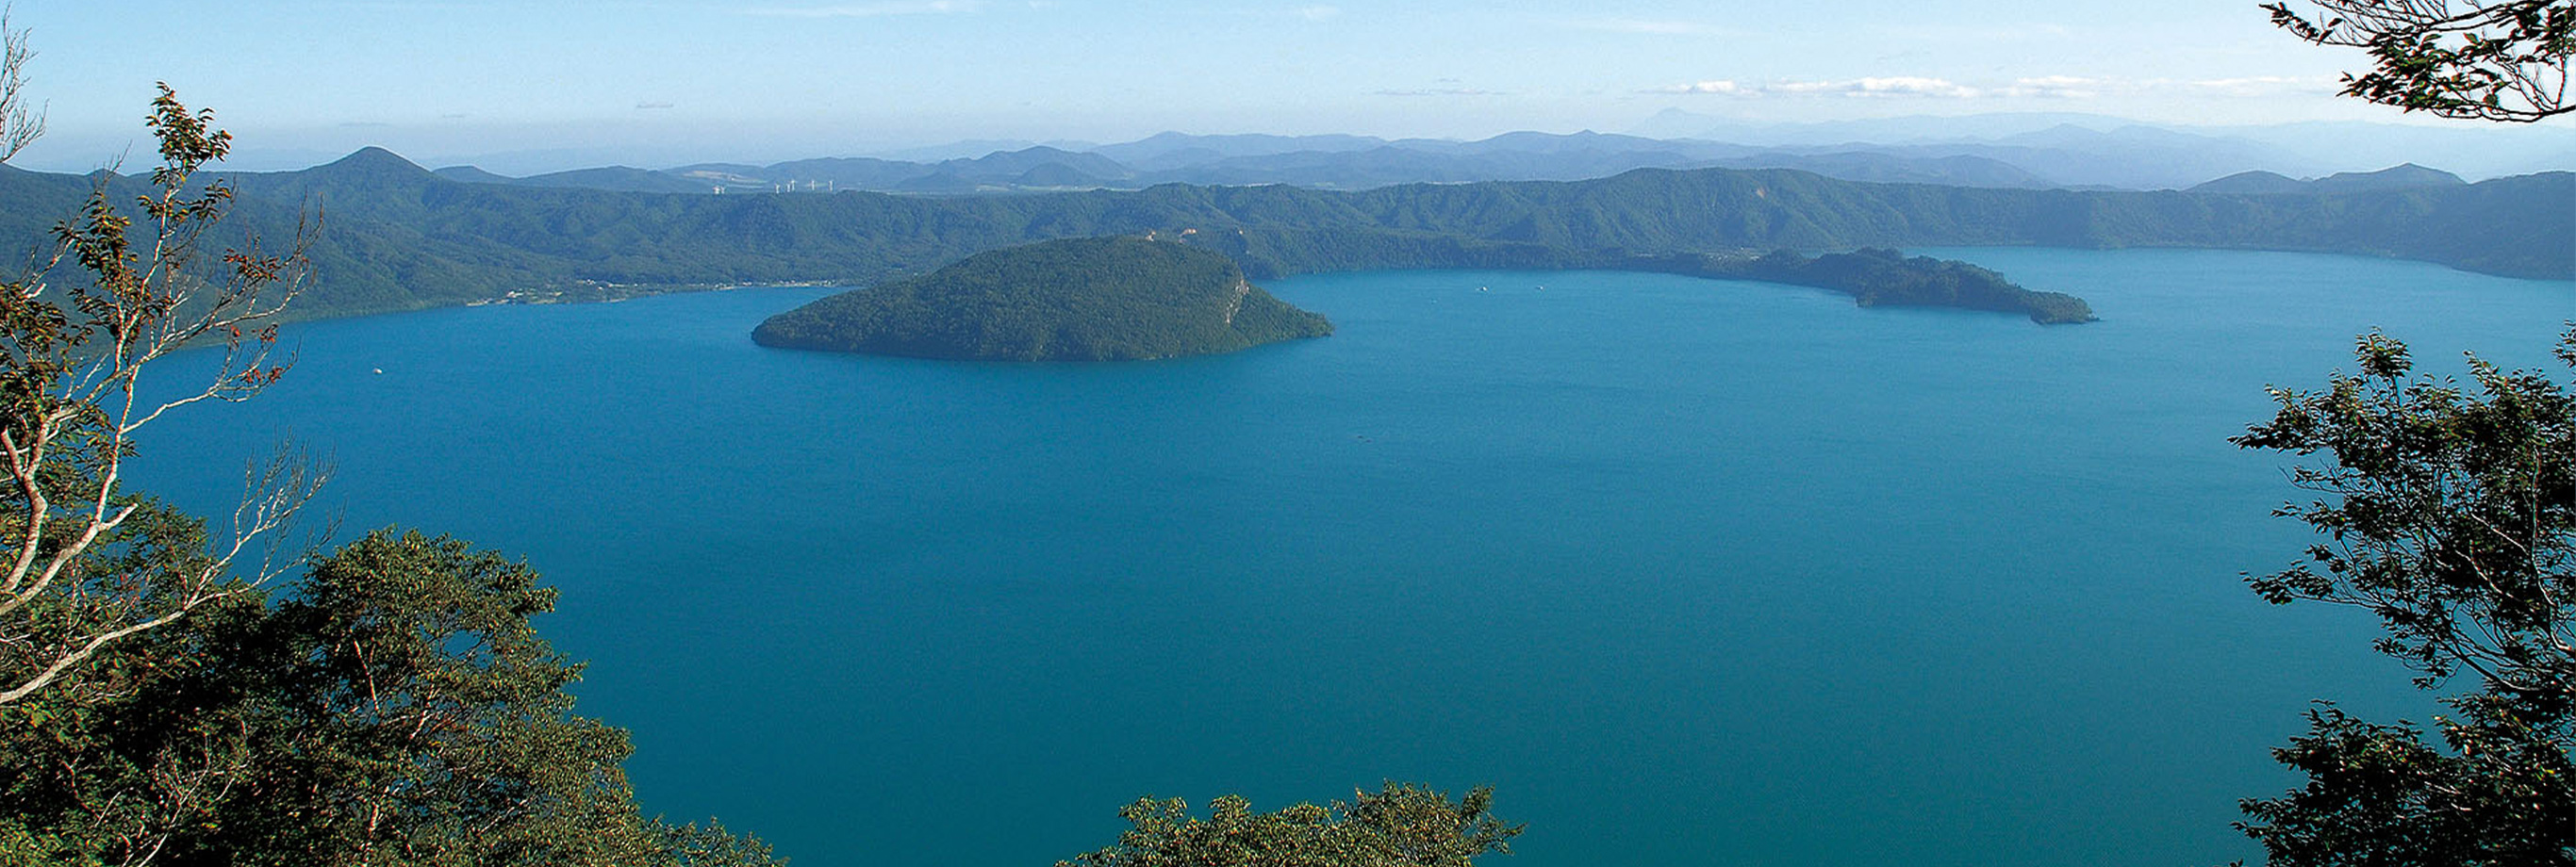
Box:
1297, 5, 1340, 22
1650, 74, 2323, 101
636, 102, 676, 110
1653, 76, 1981, 98
743, 1, 983, 18
2173, 74, 2331, 96
1778, 76, 1980, 98
1658, 80, 1748, 95
1560, 17, 1726, 36
1874, 23, 2075, 42
1377, 87, 1511, 97
1997, 75, 2101, 99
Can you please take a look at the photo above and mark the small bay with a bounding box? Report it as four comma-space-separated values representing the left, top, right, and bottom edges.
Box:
130, 249, 2572, 867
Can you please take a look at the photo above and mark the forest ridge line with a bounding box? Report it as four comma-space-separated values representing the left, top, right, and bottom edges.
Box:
0, 143, 2562, 326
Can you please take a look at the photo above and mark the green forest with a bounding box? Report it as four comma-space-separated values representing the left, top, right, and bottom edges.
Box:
751, 237, 1334, 361
0, 145, 2558, 324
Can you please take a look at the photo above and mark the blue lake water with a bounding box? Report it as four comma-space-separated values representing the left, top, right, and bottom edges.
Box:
132, 249, 2572, 866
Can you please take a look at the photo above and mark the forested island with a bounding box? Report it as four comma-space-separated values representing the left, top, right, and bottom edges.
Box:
751, 237, 1333, 360
1153, 230, 2095, 323
1657, 247, 2095, 323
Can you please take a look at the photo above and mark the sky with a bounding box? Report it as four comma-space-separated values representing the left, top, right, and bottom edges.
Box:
0, 0, 2556, 172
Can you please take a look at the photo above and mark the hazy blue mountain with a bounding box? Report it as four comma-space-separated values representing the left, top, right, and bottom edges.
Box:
869, 139, 1049, 162
429, 132, 2064, 196
2188, 171, 2313, 195
1852, 125, 2301, 189
1090, 132, 1390, 169
1132, 144, 1696, 188
1403, 129, 1705, 156
936, 145, 1132, 183
1632, 111, 2304, 188
1709, 152, 2052, 188
2310, 163, 2468, 193
1631, 107, 2571, 185
1123, 135, 2053, 190
1631, 108, 2145, 145
2188, 164, 2471, 195
2209, 120, 2576, 181
431, 165, 520, 185
508, 166, 712, 194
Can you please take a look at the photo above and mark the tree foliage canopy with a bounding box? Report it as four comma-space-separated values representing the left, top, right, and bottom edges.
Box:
1059, 783, 1522, 867
1, 530, 787, 867
2230, 330, 2576, 865
752, 236, 1331, 361
0, 38, 783, 866
2266, 0, 2575, 122
0, 82, 317, 709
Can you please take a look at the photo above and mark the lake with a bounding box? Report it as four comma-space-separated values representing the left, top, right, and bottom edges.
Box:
131, 248, 2573, 867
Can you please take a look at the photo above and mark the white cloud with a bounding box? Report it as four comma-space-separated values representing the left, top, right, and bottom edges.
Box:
1298, 5, 1341, 22
2179, 75, 2332, 96
743, 1, 983, 18
1654, 80, 1745, 95
1377, 87, 1511, 97
1672, 76, 1981, 98
1874, 23, 2075, 42
1563, 17, 1726, 36
1652, 74, 2324, 102
1998, 75, 2102, 99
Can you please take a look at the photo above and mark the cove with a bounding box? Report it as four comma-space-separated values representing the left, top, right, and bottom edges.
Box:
127, 249, 2573, 867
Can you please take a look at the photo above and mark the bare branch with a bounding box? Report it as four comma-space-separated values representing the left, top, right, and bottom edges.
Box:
0, 7, 42, 163
0, 85, 321, 710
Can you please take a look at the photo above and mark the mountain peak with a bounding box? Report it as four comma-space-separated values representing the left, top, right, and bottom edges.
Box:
298, 147, 442, 188
326, 146, 426, 172
2314, 162, 2467, 192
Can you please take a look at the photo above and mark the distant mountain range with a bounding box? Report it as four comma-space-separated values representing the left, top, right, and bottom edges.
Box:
0, 147, 2562, 327
1627, 108, 2576, 185
2189, 163, 2468, 195
399, 113, 2569, 197
432, 131, 2072, 196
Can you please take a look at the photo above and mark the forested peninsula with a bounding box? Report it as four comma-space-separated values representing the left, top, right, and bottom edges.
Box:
0, 149, 2561, 324
751, 237, 1333, 360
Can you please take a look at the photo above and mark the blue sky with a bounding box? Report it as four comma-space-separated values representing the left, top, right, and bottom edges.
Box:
0, 1, 2520, 172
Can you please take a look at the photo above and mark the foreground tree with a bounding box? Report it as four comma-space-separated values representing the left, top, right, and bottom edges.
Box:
2264, 0, 2575, 122
2230, 330, 2576, 865
0, 79, 320, 708
2232, 3, 2574, 862
0, 30, 781, 865
1059, 782, 1521, 867
0, 530, 787, 867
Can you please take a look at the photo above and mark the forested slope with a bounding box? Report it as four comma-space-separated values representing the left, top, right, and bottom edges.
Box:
1, 150, 2560, 323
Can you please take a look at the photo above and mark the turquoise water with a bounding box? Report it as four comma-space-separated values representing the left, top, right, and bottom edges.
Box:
132, 249, 2571, 866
